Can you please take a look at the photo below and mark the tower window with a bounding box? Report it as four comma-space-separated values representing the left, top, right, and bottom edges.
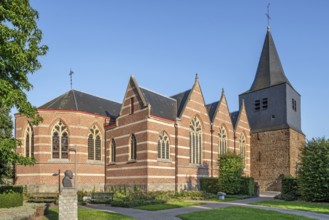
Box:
254, 100, 260, 111
262, 98, 268, 110
292, 99, 297, 112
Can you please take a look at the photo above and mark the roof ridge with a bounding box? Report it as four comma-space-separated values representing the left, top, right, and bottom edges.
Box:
170, 89, 191, 98
72, 89, 121, 105
140, 86, 176, 101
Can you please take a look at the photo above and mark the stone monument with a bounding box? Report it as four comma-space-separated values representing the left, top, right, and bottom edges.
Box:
59, 170, 77, 220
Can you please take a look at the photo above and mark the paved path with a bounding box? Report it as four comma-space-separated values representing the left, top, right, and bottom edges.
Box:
85, 192, 329, 220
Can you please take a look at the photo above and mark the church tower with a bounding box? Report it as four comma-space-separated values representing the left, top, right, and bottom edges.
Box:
239, 27, 305, 191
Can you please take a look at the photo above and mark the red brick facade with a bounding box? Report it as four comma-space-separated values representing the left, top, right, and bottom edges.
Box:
15, 76, 251, 192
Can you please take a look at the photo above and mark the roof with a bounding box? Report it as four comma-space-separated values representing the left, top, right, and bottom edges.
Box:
39, 90, 121, 118
230, 111, 239, 128
140, 87, 177, 121
206, 101, 219, 122
248, 28, 291, 92
170, 89, 191, 117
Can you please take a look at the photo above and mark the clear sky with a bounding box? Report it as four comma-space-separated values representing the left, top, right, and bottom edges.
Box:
25, 0, 329, 139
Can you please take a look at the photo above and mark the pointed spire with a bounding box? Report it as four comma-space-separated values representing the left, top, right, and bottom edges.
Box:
195, 72, 199, 82
221, 88, 225, 97
249, 29, 291, 92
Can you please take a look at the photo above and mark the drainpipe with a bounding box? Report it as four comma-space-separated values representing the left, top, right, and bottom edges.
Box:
210, 123, 214, 177
174, 122, 178, 193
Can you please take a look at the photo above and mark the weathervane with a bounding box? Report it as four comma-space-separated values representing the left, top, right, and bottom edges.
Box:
69, 69, 74, 90
266, 3, 271, 29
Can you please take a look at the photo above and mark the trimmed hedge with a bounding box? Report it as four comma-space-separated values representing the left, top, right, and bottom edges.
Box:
218, 152, 243, 195
199, 177, 220, 194
281, 176, 298, 201
298, 138, 329, 202
0, 185, 24, 208
240, 177, 255, 196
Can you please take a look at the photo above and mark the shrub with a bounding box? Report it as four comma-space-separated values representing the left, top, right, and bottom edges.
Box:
0, 192, 23, 208
199, 177, 220, 194
280, 176, 298, 201
77, 190, 91, 202
240, 177, 255, 196
218, 152, 243, 195
298, 138, 329, 202
0, 185, 24, 194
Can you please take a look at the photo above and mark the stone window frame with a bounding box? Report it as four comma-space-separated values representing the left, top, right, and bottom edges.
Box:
110, 139, 116, 163
157, 131, 170, 160
25, 123, 34, 158
88, 125, 102, 161
51, 120, 69, 159
218, 126, 227, 157
129, 134, 137, 161
189, 116, 202, 164
239, 133, 246, 168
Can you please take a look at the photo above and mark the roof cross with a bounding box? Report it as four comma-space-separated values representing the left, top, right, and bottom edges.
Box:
266, 3, 271, 29
69, 69, 74, 90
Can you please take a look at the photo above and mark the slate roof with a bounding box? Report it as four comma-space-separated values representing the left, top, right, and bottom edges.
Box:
230, 111, 239, 128
140, 87, 177, 121
206, 101, 219, 122
170, 89, 191, 118
39, 90, 121, 118
248, 29, 291, 92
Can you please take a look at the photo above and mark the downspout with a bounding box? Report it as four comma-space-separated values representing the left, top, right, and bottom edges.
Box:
104, 118, 107, 191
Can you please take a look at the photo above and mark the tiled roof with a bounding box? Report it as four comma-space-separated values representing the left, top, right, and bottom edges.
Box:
170, 89, 191, 118
39, 90, 121, 118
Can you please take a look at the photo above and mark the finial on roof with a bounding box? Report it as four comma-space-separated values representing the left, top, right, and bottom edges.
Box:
69, 69, 74, 90
221, 88, 225, 97
266, 3, 271, 31
195, 73, 198, 81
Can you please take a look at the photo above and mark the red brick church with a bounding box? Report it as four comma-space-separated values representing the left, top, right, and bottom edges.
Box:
14, 28, 304, 193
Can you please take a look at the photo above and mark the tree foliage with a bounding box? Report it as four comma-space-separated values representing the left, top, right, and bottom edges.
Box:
218, 151, 243, 194
298, 138, 329, 202
0, 0, 47, 181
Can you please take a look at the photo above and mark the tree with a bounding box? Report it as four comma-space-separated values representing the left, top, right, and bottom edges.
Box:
218, 151, 243, 195
0, 0, 48, 182
298, 138, 329, 202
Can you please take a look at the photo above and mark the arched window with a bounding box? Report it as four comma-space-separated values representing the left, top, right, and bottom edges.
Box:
52, 121, 69, 159
111, 139, 116, 163
130, 134, 137, 160
240, 134, 246, 168
88, 125, 101, 160
25, 124, 34, 158
218, 126, 227, 156
189, 117, 202, 164
158, 131, 170, 160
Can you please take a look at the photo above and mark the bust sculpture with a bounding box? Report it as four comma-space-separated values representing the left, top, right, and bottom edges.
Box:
62, 170, 73, 187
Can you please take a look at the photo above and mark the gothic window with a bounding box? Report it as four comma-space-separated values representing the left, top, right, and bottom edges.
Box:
88, 125, 101, 160
111, 139, 116, 163
218, 126, 227, 156
130, 134, 137, 160
52, 120, 69, 159
189, 117, 202, 164
158, 131, 170, 160
240, 134, 246, 168
25, 124, 34, 158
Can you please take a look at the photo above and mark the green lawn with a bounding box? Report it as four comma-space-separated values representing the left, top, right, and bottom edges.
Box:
177, 206, 315, 220
135, 201, 203, 211
252, 200, 329, 214
44, 207, 134, 220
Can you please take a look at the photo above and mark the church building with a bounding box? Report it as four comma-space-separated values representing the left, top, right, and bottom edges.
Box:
14, 27, 304, 193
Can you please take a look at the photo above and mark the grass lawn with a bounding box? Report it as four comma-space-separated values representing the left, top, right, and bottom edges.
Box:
44, 207, 134, 220
135, 201, 203, 211
252, 200, 329, 214
177, 206, 315, 220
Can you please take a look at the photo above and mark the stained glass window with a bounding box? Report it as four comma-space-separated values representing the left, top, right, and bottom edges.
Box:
111, 139, 116, 163
240, 134, 246, 168
88, 125, 101, 161
52, 121, 68, 159
190, 117, 202, 164
157, 131, 170, 160
218, 126, 227, 156
25, 124, 34, 158
130, 134, 137, 160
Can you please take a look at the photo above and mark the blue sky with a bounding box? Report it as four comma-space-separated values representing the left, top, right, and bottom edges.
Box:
25, 0, 329, 139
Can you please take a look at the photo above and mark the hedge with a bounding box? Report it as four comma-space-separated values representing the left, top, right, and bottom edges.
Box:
240, 177, 255, 196
281, 176, 298, 201
199, 177, 220, 194
0, 185, 24, 208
